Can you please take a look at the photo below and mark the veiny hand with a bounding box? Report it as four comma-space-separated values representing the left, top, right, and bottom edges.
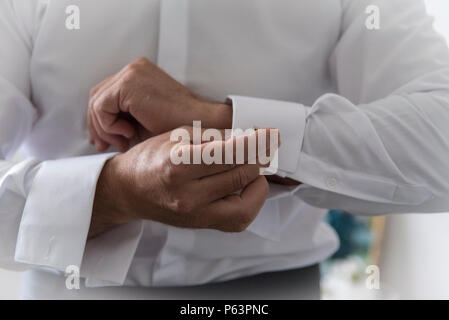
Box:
89, 127, 279, 238
87, 57, 232, 152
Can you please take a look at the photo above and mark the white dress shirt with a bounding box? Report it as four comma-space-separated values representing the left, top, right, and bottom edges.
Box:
1, 0, 449, 298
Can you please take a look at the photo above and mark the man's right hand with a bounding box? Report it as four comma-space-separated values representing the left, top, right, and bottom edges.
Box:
89, 127, 279, 238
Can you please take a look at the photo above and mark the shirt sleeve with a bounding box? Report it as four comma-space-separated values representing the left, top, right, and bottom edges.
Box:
229, 0, 449, 215
0, 0, 143, 286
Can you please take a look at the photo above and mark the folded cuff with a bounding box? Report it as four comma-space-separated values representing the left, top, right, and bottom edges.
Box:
14, 153, 120, 277
228, 95, 307, 174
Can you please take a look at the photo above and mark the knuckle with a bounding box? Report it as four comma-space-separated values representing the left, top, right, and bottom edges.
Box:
92, 98, 103, 112
135, 56, 150, 65
125, 57, 148, 74
89, 88, 96, 98
125, 61, 138, 71
169, 195, 195, 214
123, 66, 139, 79
88, 96, 96, 109
121, 71, 135, 85
163, 162, 181, 184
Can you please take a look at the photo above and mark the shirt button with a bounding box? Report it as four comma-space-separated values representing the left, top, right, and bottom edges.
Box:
326, 176, 338, 189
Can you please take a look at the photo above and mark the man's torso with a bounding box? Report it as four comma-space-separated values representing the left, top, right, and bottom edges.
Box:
23, 0, 341, 287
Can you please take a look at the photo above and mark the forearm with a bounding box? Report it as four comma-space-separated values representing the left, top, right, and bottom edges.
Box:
297, 90, 449, 214
89, 156, 133, 239
89, 164, 121, 239
191, 98, 233, 129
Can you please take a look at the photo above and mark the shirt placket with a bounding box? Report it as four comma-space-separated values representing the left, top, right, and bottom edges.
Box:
153, 0, 194, 286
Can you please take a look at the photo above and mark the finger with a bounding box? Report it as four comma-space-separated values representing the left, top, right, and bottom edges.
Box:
88, 107, 109, 151
87, 108, 96, 145
89, 74, 122, 117
105, 117, 136, 139
92, 110, 129, 152
90, 76, 137, 138
89, 75, 120, 150
91, 113, 110, 152
93, 86, 136, 138
202, 176, 269, 232
89, 75, 114, 98
194, 164, 261, 205
183, 128, 279, 178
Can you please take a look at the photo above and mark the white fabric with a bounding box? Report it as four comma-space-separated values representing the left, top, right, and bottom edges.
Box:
0, 0, 448, 299
230, 95, 307, 176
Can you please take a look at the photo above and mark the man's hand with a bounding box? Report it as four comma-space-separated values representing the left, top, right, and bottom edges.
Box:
87, 57, 232, 152
89, 127, 279, 238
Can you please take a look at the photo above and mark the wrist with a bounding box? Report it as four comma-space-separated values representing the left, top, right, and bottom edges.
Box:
89, 155, 130, 238
191, 98, 233, 129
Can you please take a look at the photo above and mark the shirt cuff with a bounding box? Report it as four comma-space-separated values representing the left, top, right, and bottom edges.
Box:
82, 220, 144, 287
14, 153, 141, 285
228, 95, 307, 175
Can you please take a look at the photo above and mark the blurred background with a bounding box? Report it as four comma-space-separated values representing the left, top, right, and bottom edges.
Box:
1, 0, 449, 300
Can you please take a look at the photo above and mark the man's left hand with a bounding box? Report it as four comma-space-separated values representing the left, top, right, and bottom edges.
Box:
87, 57, 232, 152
